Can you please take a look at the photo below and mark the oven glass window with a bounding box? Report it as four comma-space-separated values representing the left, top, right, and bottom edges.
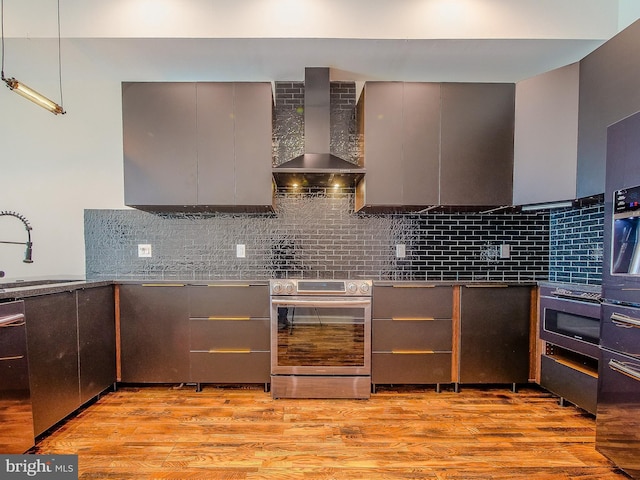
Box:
544, 308, 600, 344
277, 306, 365, 367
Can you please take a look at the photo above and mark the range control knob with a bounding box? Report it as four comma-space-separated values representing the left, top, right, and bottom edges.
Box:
285, 282, 295, 294
359, 282, 370, 294
272, 282, 283, 294
347, 282, 358, 294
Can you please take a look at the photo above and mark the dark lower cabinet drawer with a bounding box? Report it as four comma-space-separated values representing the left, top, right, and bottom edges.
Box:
540, 354, 598, 415
189, 319, 269, 351
190, 352, 270, 383
372, 352, 452, 384
373, 285, 453, 319
373, 319, 452, 351
189, 285, 270, 318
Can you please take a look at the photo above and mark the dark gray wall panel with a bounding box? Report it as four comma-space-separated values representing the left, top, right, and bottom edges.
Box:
577, 20, 640, 198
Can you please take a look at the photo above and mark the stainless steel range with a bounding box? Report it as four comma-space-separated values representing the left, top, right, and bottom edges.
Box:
270, 279, 372, 399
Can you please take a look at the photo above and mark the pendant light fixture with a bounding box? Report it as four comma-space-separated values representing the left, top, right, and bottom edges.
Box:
0, 0, 66, 115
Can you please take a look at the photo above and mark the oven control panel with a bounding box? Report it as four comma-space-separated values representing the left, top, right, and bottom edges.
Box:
270, 279, 372, 296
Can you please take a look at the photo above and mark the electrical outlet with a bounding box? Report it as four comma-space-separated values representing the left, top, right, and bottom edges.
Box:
138, 244, 152, 258
499, 244, 510, 259
395, 244, 406, 258
236, 244, 246, 258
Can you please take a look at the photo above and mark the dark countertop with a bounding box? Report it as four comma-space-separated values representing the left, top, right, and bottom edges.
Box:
0, 277, 554, 301
537, 281, 602, 294
0, 278, 272, 301
0, 279, 113, 301
373, 280, 538, 287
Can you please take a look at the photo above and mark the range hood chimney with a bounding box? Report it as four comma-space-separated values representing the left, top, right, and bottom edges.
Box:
272, 67, 364, 188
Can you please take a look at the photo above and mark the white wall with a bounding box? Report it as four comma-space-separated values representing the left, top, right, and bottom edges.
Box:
0, 47, 126, 281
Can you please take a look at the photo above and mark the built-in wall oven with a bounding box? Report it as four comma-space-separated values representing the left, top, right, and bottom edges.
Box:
539, 285, 601, 414
540, 286, 602, 357
270, 279, 372, 399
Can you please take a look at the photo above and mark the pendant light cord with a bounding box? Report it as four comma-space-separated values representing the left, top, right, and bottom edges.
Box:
56, 0, 64, 109
0, 0, 65, 110
1, 0, 6, 80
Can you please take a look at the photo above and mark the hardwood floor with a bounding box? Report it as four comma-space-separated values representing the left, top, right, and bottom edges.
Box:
34, 384, 628, 479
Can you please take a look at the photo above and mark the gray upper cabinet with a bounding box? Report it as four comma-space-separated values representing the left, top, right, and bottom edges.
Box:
123, 81, 274, 211
578, 20, 640, 199
513, 63, 580, 206
123, 82, 198, 206
440, 83, 515, 207
356, 82, 440, 211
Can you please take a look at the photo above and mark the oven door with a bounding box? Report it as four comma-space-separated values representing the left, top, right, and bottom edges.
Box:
270, 296, 371, 376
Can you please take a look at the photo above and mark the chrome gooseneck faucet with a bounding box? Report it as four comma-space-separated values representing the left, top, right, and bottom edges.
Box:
0, 211, 33, 263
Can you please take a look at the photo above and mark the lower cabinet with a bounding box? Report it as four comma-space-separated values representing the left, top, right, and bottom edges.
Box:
25, 292, 80, 437
540, 348, 598, 414
372, 285, 453, 389
117, 283, 270, 387
188, 284, 270, 387
78, 287, 116, 404
458, 285, 531, 386
24, 286, 116, 437
118, 284, 190, 383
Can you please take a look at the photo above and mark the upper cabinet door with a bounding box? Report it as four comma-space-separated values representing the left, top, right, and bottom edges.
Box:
196, 83, 236, 205
232, 83, 274, 208
357, 82, 440, 211
513, 63, 579, 206
402, 83, 441, 207
440, 83, 515, 207
123, 82, 198, 206
359, 82, 404, 207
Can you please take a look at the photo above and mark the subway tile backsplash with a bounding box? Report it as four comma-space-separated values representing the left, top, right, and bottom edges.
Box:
548, 201, 604, 285
85, 190, 550, 281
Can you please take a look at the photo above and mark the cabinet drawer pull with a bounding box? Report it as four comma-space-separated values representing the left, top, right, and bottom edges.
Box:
611, 312, 640, 328
0, 355, 24, 361
208, 349, 251, 354
391, 350, 434, 354
464, 284, 508, 288
392, 317, 435, 321
393, 285, 436, 288
203, 284, 250, 287
142, 283, 185, 287
207, 316, 251, 321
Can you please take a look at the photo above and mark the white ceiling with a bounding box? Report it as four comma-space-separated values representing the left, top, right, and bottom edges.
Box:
2, 0, 640, 84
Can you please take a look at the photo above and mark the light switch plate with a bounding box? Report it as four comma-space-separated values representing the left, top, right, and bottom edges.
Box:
396, 244, 406, 258
236, 244, 246, 258
138, 244, 152, 258
499, 244, 510, 259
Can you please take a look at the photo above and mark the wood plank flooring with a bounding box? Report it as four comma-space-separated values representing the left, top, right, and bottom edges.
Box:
34, 384, 629, 479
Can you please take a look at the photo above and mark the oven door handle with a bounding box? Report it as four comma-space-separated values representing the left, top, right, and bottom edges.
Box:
271, 299, 371, 308
609, 359, 640, 382
611, 312, 640, 329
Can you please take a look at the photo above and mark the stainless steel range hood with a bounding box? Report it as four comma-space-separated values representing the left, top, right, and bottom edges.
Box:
272, 68, 364, 188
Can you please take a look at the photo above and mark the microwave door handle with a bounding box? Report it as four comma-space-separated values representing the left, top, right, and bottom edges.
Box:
609, 359, 640, 382
610, 312, 640, 329
0, 313, 25, 327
